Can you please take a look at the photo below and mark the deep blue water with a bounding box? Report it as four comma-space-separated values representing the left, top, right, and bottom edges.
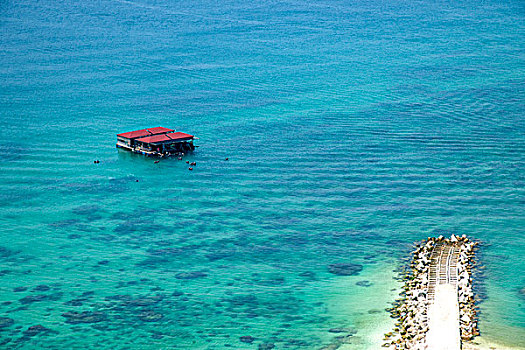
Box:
0, 0, 524, 348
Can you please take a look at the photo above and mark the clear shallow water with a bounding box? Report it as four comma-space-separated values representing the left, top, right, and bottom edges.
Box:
0, 0, 524, 348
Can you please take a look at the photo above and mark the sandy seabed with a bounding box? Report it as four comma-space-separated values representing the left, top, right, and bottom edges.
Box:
463, 337, 525, 350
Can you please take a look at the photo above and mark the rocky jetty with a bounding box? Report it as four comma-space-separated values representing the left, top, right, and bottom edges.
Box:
383, 235, 479, 349
456, 238, 480, 341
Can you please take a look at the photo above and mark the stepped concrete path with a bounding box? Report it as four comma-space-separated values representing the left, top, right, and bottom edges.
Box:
426, 243, 461, 350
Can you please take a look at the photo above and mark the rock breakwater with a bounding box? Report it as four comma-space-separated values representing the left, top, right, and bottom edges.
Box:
383, 235, 480, 349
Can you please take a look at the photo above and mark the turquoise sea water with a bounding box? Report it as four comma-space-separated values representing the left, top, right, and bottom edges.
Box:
0, 0, 524, 348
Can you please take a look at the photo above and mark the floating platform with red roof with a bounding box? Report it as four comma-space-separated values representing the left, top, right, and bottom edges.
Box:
116, 127, 196, 156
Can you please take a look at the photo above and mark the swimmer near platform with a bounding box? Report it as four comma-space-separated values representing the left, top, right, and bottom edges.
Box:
116, 127, 197, 157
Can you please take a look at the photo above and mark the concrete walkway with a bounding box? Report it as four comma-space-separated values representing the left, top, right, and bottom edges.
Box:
426, 284, 461, 350
383, 236, 479, 349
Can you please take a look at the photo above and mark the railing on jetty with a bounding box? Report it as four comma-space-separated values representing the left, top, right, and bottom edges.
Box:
428, 243, 459, 301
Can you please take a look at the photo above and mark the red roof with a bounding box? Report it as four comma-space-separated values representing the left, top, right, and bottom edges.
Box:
168, 132, 194, 140
117, 127, 174, 139
136, 132, 194, 144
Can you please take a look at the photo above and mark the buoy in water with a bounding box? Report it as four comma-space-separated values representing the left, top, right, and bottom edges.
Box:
225, 158, 229, 161
154, 160, 159, 164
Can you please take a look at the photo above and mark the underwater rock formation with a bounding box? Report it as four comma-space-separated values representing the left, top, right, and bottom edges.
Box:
240, 335, 255, 343
328, 263, 363, 276
23, 325, 52, 337
62, 311, 106, 324
0, 317, 14, 328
